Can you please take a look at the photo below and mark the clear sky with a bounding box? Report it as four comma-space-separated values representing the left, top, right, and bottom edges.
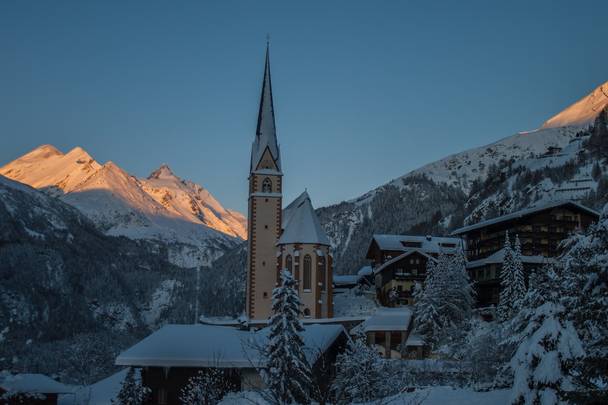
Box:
1, 1, 607, 213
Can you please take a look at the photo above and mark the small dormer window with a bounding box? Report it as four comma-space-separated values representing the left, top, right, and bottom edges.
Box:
262, 177, 272, 193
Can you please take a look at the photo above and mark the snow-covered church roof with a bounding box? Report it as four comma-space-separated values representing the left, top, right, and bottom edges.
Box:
279, 191, 331, 246
250, 44, 281, 173
115, 323, 346, 368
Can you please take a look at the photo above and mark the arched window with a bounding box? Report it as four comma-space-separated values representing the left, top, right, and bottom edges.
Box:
317, 255, 326, 291
262, 177, 272, 193
286, 255, 293, 273
303, 254, 312, 290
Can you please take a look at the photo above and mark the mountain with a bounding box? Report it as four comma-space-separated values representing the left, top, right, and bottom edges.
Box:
319, 80, 608, 274
142, 164, 247, 239
0, 175, 198, 383
0, 146, 246, 267
541, 80, 608, 129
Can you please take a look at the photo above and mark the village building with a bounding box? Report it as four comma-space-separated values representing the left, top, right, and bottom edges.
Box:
451, 200, 599, 307
115, 323, 348, 404
0, 373, 74, 405
366, 234, 463, 306
246, 44, 332, 320
353, 307, 425, 359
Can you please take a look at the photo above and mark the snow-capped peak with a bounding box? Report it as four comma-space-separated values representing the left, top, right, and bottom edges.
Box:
1, 145, 247, 265
541, 80, 608, 129
148, 164, 177, 180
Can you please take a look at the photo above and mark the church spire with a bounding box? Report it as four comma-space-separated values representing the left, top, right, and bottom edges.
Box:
250, 42, 281, 172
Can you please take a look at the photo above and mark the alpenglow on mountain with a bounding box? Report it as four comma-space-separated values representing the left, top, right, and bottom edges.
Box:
0, 145, 247, 267
318, 79, 608, 274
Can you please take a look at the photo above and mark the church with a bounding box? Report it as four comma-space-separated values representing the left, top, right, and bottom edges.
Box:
246, 44, 333, 320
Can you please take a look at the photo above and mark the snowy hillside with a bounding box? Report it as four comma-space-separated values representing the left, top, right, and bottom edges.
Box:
320, 80, 608, 274
541, 80, 608, 129
0, 175, 199, 383
142, 164, 247, 239
0, 145, 245, 267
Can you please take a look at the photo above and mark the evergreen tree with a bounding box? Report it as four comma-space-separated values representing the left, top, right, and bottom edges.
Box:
414, 259, 442, 346
332, 332, 390, 404
113, 367, 150, 405
507, 266, 584, 405
179, 369, 232, 405
511, 235, 527, 310
414, 250, 474, 346
498, 232, 516, 322
560, 203, 608, 403
261, 269, 312, 405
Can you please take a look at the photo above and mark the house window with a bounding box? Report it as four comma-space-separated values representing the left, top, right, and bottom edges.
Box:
303, 254, 312, 290
262, 177, 272, 193
317, 255, 326, 291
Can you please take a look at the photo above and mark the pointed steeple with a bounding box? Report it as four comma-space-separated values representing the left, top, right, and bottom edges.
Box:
250, 42, 281, 173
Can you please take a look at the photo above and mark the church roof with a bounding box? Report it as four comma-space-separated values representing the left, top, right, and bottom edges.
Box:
279, 191, 331, 246
250, 43, 281, 173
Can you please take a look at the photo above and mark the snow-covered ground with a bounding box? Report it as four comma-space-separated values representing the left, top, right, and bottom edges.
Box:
332, 288, 378, 317
218, 387, 510, 405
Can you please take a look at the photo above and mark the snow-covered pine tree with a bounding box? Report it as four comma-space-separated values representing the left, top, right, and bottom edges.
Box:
414, 258, 442, 346
444, 247, 474, 327
507, 266, 584, 405
112, 367, 150, 405
560, 203, 608, 403
511, 235, 526, 309
498, 232, 516, 322
262, 269, 312, 405
179, 369, 232, 405
332, 331, 389, 404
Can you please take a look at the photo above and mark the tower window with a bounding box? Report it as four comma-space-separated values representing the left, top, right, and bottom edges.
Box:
317, 255, 326, 291
303, 254, 312, 290
262, 177, 272, 193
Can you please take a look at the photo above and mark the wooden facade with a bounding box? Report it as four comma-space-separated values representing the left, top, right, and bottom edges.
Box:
373, 251, 434, 306
453, 201, 599, 308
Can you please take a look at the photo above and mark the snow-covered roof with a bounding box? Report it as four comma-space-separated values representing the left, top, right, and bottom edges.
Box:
278, 191, 331, 246
405, 333, 425, 347
333, 274, 360, 286
359, 307, 413, 332
466, 248, 555, 269
369, 234, 462, 255
452, 200, 599, 235
115, 323, 345, 368
0, 373, 74, 394
357, 265, 373, 277
373, 249, 437, 276
250, 45, 281, 173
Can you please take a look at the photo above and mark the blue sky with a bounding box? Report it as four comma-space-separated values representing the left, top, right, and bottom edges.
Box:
1, 1, 607, 213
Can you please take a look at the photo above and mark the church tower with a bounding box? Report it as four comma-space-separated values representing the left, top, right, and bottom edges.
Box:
246, 44, 283, 320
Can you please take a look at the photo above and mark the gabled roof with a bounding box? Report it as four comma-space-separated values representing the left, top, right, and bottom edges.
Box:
0, 373, 74, 394
359, 307, 413, 332
466, 248, 555, 269
367, 234, 462, 258
373, 249, 437, 276
278, 191, 331, 246
451, 200, 600, 235
250, 44, 281, 173
115, 323, 346, 368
